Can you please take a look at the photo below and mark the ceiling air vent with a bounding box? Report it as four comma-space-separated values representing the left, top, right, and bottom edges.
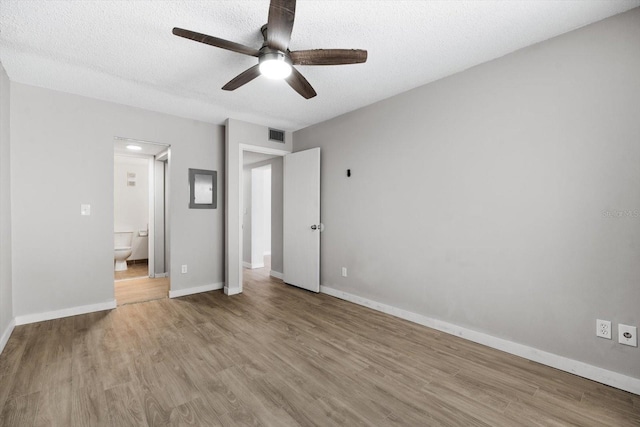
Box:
269, 128, 285, 143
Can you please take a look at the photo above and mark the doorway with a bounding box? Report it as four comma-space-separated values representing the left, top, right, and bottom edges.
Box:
241, 151, 283, 286
244, 163, 271, 270
113, 137, 171, 305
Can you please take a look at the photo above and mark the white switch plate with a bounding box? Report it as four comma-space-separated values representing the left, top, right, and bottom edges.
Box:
596, 319, 611, 339
80, 204, 91, 216
618, 324, 637, 347
341, 267, 347, 277
181, 265, 187, 274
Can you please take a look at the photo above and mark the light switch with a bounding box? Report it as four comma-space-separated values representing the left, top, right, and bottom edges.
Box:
80, 204, 91, 216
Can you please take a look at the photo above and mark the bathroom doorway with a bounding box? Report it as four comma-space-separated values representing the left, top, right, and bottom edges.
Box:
113, 137, 171, 306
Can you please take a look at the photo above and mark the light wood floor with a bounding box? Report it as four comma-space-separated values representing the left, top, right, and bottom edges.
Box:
115, 276, 170, 306
1, 268, 638, 426
114, 261, 149, 281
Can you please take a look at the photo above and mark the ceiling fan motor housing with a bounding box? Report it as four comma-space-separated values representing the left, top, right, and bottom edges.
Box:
259, 48, 293, 79
259, 48, 291, 64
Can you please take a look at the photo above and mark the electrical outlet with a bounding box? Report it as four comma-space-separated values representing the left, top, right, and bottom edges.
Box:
181, 264, 188, 274
341, 267, 347, 277
596, 319, 611, 339
618, 324, 637, 347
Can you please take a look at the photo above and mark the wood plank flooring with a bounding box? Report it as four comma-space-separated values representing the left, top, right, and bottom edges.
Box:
114, 262, 150, 281
1, 267, 639, 426
115, 277, 170, 306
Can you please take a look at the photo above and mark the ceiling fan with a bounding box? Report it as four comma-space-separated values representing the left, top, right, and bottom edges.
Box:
172, 0, 367, 99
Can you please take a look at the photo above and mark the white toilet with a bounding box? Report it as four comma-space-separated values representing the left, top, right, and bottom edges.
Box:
114, 232, 133, 271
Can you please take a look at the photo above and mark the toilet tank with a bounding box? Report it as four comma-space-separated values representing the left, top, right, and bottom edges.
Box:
114, 231, 133, 249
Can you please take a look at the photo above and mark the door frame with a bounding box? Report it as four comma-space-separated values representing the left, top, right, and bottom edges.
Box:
237, 144, 288, 294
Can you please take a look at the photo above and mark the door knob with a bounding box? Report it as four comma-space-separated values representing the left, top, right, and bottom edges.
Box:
310, 225, 317, 230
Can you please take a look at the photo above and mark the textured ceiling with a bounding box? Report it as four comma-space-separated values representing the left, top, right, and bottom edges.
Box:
1, 1, 638, 131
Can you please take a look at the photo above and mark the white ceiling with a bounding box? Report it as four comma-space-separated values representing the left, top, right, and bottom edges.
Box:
113, 137, 169, 157
1, 1, 638, 131
243, 151, 279, 166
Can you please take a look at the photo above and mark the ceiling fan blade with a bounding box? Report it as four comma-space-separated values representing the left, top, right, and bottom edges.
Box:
222, 65, 261, 91
285, 67, 317, 99
290, 49, 368, 66
266, 0, 296, 52
173, 27, 260, 57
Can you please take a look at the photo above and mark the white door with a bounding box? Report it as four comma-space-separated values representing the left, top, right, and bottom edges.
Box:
283, 148, 320, 292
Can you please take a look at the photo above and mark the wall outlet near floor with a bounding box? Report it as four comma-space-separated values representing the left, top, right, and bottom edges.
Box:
181, 264, 188, 274
618, 324, 637, 347
341, 267, 347, 277
596, 319, 611, 339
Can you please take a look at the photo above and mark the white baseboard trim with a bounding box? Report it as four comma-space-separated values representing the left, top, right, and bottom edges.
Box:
169, 282, 224, 299
270, 270, 283, 280
224, 286, 242, 296
153, 272, 169, 278
15, 300, 117, 326
0, 318, 16, 355
320, 286, 640, 396
242, 262, 265, 269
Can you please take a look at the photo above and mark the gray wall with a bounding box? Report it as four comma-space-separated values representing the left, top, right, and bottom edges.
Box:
242, 157, 284, 274
0, 63, 12, 338
294, 9, 640, 379
11, 83, 224, 317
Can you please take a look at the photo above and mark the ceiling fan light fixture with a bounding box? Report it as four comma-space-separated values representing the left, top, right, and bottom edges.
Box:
259, 51, 292, 80
172, 0, 366, 98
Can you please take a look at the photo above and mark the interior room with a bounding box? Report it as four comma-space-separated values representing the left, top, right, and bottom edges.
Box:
0, 1, 639, 425
113, 139, 171, 305
243, 151, 284, 279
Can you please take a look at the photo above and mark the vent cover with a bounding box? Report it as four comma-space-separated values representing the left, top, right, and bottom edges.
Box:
269, 128, 285, 143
